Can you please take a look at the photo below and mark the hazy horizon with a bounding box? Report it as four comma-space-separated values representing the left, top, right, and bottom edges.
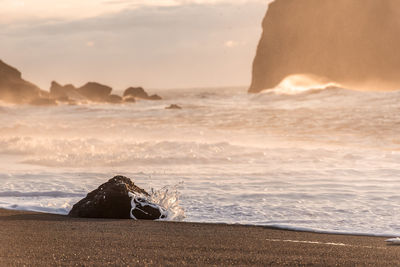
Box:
1, 0, 270, 90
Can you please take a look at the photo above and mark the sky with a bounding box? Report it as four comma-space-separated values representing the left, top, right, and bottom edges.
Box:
0, 0, 270, 90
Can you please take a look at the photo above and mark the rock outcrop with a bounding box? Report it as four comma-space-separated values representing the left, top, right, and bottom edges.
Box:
249, 0, 400, 93
69, 176, 167, 220
50, 81, 83, 101
0, 60, 42, 103
123, 87, 162, 101
124, 87, 148, 99
0, 60, 162, 105
77, 82, 113, 102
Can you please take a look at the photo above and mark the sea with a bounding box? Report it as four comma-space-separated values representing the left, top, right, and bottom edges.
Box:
1, 81, 400, 236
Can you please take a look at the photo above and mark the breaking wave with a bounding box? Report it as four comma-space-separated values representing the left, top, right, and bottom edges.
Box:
2, 86, 400, 235
0, 191, 83, 198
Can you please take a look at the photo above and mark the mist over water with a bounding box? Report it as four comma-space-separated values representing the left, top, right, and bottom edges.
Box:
1, 86, 400, 235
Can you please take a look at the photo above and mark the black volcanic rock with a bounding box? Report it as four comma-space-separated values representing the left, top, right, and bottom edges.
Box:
165, 104, 182, 110
123, 96, 136, 103
69, 176, 166, 220
107, 94, 123, 104
50, 81, 78, 100
77, 82, 112, 102
0, 60, 41, 103
0, 60, 20, 80
124, 87, 148, 99
123, 87, 162, 100
148, 94, 162, 101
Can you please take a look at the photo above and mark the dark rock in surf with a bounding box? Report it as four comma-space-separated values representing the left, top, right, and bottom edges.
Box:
123, 96, 136, 103
124, 87, 148, 99
107, 94, 123, 104
0, 60, 42, 103
123, 87, 162, 100
165, 104, 182, 110
29, 97, 57, 106
77, 82, 112, 102
56, 96, 70, 103
50, 81, 79, 100
69, 176, 166, 220
148, 94, 162, 101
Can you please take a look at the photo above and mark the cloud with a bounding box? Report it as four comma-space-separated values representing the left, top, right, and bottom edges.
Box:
0, 0, 267, 24
2, 3, 265, 36
0, 1, 269, 89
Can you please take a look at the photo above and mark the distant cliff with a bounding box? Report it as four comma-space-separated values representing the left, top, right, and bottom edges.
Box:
249, 0, 400, 93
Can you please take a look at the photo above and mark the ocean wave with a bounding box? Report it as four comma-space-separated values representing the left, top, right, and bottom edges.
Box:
2, 87, 400, 235
0, 137, 268, 167
0, 191, 84, 198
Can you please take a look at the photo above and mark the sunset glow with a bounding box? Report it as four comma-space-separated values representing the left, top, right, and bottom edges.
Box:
0, 0, 269, 89
0, 0, 266, 22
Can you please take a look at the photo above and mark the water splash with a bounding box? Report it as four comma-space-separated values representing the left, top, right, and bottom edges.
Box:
149, 183, 185, 221
128, 183, 185, 221
273, 74, 340, 94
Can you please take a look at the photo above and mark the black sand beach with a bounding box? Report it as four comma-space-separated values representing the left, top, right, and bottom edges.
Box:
0, 209, 399, 266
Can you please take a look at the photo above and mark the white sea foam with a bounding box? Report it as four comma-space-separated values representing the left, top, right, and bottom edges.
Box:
386, 238, 400, 246
1, 86, 400, 235
128, 183, 185, 221
149, 184, 185, 221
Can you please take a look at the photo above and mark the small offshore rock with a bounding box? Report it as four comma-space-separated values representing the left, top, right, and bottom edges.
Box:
123, 96, 136, 103
107, 94, 123, 104
148, 94, 162, 100
50, 81, 77, 99
77, 82, 112, 102
123, 87, 148, 99
123, 87, 162, 100
165, 104, 182, 110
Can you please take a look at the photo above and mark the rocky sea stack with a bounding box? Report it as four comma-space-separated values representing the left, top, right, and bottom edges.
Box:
0, 60, 162, 105
69, 176, 167, 220
250, 0, 400, 93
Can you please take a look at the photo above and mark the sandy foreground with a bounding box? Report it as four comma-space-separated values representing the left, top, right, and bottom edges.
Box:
0, 209, 399, 266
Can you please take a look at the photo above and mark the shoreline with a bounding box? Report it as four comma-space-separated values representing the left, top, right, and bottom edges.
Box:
1, 209, 399, 266
2, 207, 397, 238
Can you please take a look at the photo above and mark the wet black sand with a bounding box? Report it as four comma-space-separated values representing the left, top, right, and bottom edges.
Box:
0, 209, 399, 266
